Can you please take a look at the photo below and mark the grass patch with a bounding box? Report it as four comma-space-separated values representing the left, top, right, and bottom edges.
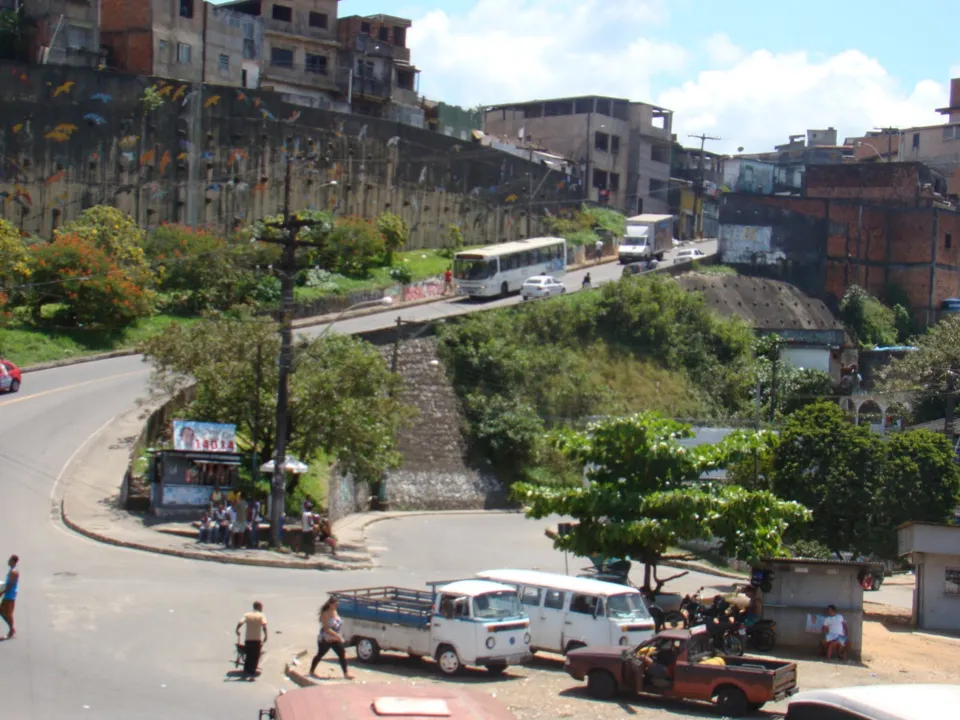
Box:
0, 314, 197, 367
696, 264, 738, 275
294, 247, 469, 301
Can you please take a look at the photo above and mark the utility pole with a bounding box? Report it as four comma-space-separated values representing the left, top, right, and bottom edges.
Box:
526, 172, 533, 238
256, 152, 329, 547
688, 133, 720, 238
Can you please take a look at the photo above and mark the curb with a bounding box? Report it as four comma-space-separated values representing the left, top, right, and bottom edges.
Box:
659, 558, 749, 581
285, 650, 314, 688
60, 498, 375, 571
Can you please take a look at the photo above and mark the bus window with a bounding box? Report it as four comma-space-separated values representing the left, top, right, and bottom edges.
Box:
454, 257, 497, 280
523, 251, 533, 267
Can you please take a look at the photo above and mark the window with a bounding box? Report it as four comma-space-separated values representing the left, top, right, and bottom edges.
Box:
569, 593, 600, 615
65, 25, 93, 50
543, 589, 565, 610
378, 26, 389, 41
357, 59, 374, 77
180, 0, 193, 19
271, 4, 292, 22
593, 169, 608, 188
439, 594, 469, 618
158, 39, 169, 61
649, 178, 667, 196
651, 144, 670, 163
241, 69, 249, 88
947, 233, 954, 249
176, 42, 192, 64
308, 11, 328, 29
360, 21, 371, 34
609, 172, 620, 192
243, 38, 256, 59
912, 132, 920, 149
393, 26, 406, 46
594, 131, 609, 152
270, 47, 293, 68
305, 53, 327, 74
519, 587, 541, 606
611, 135, 621, 154
397, 70, 415, 90
946, 567, 960, 594
218, 53, 229, 75
945, 125, 960, 141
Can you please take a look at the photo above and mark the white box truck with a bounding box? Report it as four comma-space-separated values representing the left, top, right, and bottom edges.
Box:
618, 214, 674, 263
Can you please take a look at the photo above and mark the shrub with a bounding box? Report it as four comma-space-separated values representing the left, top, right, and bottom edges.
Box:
438, 224, 465, 258
376, 212, 409, 265
839, 285, 898, 348
28, 233, 154, 327
388, 264, 413, 285
324, 216, 385, 276
464, 393, 544, 481
146, 224, 235, 312
302, 268, 345, 291
0, 219, 29, 312
56, 206, 150, 274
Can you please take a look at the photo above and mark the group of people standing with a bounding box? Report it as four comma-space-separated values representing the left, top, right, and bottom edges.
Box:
234, 594, 353, 681
198, 491, 263, 549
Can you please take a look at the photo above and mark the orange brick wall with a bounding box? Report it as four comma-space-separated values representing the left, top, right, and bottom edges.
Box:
100, 0, 153, 74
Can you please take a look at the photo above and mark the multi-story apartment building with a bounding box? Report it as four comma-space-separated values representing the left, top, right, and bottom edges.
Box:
22, 0, 104, 68
482, 95, 673, 214
336, 13, 423, 126
670, 144, 725, 238
101, 0, 261, 86
226, 0, 341, 107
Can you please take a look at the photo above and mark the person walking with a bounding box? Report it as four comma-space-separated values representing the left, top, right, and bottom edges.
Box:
582, 272, 592, 290
443, 266, 454, 295
595, 238, 603, 263
309, 596, 353, 679
236, 601, 268, 677
1, 555, 20, 640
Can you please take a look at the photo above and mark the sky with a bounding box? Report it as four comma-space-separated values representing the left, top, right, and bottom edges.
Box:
333, 0, 959, 153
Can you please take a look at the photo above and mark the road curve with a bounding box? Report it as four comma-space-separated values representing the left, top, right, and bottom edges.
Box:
2, 242, 792, 719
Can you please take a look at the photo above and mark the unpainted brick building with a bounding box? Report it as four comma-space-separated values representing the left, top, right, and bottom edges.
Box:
719, 162, 960, 323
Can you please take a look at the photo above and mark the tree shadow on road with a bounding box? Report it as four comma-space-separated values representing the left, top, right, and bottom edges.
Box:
343, 651, 524, 685
558, 686, 781, 717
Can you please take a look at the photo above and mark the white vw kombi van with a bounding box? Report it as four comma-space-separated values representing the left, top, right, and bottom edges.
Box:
476, 569, 656, 655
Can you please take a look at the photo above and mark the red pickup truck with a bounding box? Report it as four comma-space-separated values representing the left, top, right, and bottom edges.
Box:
564, 626, 798, 717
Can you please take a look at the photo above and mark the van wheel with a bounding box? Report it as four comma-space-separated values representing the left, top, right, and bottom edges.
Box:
500, 282, 509, 298
354, 637, 380, 663
871, 575, 883, 591
565, 641, 587, 655
586, 669, 618, 700
435, 645, 461, 676
715, 686, 749, 717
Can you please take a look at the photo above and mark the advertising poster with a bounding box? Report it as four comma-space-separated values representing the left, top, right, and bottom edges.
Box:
172, 420, 237, 453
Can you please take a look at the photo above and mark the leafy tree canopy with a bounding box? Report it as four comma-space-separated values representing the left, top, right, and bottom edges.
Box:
512, 412, 810, 591
839, 284, 904, 348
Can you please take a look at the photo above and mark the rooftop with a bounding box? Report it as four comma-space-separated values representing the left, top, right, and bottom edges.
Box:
477, 569, 645, 597
484, 95, 670, 114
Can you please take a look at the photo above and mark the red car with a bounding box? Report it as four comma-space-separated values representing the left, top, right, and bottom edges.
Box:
1, 359, 21, 393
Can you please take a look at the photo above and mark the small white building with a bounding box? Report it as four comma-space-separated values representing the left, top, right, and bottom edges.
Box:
897, 521, 960, 631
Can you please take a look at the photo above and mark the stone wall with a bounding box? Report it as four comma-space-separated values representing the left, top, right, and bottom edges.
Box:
378, 336, 507, 513
0, 61, 583, 247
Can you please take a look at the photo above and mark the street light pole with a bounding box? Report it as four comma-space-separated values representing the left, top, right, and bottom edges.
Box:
688, 133, 720, 238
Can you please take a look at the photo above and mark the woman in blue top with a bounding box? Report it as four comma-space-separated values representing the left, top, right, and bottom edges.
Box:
1, 554, 19, 640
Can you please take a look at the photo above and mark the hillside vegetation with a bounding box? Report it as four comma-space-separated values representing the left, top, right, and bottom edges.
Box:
436, 273, 758, 484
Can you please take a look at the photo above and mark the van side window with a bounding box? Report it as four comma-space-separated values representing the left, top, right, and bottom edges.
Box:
520, 587, 541, 606
543, 589, 565, 610
570, 593, 600, 615
439, 594, 468, 619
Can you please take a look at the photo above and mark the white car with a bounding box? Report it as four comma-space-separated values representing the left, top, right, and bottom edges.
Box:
674, 248, 706, 264
521, 275, 566, 300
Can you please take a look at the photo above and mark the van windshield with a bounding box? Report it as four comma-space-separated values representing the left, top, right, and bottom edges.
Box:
606, 593, 652, 620
473, 591, 523, 620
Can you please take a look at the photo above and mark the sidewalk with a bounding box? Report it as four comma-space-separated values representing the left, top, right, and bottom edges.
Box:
59, 400, 519, 570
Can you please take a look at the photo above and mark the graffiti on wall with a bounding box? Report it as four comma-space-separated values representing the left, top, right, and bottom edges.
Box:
719, 224, 781, 264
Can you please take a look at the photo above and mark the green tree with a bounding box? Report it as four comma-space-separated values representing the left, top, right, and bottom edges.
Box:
464, 393, 544, 480
754, 335, 833, 418
0, 219, 29, 316
769, 401, 883, 557
513, 413, 809, 592
27, 234, 154, 327
839, 285, 898, 348
376, 212, 409, 266
56, 206, 155, 286
881, 314, 960, 400
874, 430, 960, 557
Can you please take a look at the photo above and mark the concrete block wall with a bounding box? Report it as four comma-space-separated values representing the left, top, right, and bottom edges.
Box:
0, 61, 579, 248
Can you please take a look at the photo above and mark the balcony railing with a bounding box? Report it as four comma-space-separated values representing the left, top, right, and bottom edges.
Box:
263, 16, 335, 42
335, 67, 389, 100
43, 45, 102, 69
262, 62, 338, 91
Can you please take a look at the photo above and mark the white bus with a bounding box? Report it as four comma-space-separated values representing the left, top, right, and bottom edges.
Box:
454, 237, 567, 298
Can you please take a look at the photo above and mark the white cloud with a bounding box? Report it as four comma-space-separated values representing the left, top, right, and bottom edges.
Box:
660, 48, 949, 153
408, 2, 950, 154
408, 0, 686, 106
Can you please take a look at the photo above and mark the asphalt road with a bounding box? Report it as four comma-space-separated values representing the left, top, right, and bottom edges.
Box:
1, 238, 906, 719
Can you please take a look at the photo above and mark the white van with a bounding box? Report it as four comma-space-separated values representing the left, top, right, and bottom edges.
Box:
476, 569, 656, 655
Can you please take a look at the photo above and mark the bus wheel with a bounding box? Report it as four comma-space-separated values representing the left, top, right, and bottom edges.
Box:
500, 282, 509, 298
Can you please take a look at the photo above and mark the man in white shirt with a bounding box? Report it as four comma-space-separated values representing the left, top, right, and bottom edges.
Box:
821, 604, 848, 660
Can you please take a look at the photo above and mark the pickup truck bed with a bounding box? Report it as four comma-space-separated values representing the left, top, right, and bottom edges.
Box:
334, 587, 434, 629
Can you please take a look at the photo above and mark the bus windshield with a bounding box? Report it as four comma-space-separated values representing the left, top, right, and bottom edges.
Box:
454, 257, 497, 280
606, 593, 653, 620
473, 591, 523, 620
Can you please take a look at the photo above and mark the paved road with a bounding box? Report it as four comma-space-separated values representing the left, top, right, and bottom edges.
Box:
9, 237, 882, 720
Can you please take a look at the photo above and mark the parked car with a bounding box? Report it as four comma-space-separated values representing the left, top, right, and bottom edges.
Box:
784, 684, 960, 720
622, 260, 659, 278
674, 248, 706, 264
563, 626, 799, 716
521, 275, 566, 300
0, 359, 21, 393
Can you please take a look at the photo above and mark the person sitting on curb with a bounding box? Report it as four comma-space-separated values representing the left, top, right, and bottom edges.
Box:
316, 517, 338, 558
